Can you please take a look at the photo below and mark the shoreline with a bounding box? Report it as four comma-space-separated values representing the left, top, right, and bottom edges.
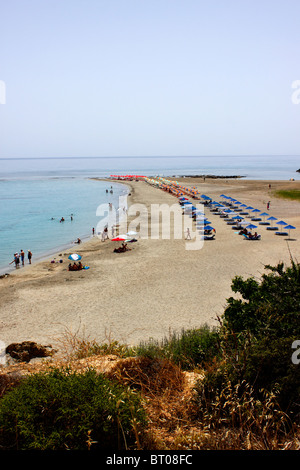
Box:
0, 178, 131, 276
0, 177, 299, 351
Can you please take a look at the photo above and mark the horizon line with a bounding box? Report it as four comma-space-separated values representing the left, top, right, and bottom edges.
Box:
0, 155, 299, 161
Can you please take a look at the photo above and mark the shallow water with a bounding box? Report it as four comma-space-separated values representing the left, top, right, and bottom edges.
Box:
0, 154, 299, 273
0, 177, 128, 273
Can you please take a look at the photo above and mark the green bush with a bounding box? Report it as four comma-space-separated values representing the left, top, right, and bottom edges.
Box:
135, 325, 220, 370
195, 261, 300, 422
0, 368, 147, 450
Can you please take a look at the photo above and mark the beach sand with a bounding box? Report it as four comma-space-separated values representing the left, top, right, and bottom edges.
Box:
0, 178, 299, 351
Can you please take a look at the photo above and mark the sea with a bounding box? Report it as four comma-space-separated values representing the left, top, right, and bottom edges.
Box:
0, 155, 299, 274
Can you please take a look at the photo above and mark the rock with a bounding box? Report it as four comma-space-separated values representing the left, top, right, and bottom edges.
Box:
6, 341, 57, 363
296, 169, 300, 173
0, 273, 10, 280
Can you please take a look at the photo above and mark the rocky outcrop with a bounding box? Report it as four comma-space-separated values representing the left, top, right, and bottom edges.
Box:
6, 341, 57, 363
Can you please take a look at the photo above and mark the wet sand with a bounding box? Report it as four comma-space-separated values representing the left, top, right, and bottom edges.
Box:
0, 177, 299, 351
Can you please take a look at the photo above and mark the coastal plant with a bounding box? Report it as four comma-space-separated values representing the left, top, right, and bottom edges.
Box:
0, 367, 147, 450
135, 325, 220, 370
273, 189, 300, 201
200, 261, 300, 421
56, 325, 130, 360
189, 377, 296, 450
107, 356, 185, 397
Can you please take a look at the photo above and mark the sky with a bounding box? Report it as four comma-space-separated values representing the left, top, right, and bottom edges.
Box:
1, 0, 300, 158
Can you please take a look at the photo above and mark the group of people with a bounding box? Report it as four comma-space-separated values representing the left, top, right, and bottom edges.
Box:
113, 243, 131, 253
68, 261, 84, 271
239, 228, 260, 239
10, 250, 32, 268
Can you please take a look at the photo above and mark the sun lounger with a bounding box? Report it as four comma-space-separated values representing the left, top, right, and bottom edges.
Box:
202, 234, 215, 240
243, 234, 261, 240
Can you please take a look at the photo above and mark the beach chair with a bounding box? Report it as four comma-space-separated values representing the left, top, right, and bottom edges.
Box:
243, 234, 261, 240
203, 234, 215, 240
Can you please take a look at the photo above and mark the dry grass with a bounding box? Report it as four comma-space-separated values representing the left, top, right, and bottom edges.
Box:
1, 330, 299, 451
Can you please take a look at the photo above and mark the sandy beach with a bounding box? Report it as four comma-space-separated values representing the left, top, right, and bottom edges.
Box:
0, 177, 299, 352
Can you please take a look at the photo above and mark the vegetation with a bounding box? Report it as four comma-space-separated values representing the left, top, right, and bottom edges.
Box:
273, 189, 300, 201
0, 368, 147, 450
134, 324, 220, 370
0, 260, 299, 450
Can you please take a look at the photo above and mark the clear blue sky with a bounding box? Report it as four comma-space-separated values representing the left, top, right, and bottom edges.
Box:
1, 0, 300, 158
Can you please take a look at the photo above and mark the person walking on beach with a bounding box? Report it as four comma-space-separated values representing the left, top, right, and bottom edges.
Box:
92, 227, 95, 236
185, 228, 191, 240
27, 250, 32, 264
20, 250, 25, 266
267, 201, 270, 210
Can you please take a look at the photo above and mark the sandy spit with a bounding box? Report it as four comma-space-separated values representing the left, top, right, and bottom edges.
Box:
0, 177, 299, 350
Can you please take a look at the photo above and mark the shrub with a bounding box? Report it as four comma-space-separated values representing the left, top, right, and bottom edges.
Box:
193, 378, 291, 448
0, 368, 147, 450
135, 325, 220, 370
198, 261, 300, 421
107, 356, 185, 397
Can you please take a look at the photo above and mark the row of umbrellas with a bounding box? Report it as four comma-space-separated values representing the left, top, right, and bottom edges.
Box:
179, 196, 215, 233
218, 194, 296, 237
145, 177, 201, 200
110, 175, 146, 179
111, 231, 137, 241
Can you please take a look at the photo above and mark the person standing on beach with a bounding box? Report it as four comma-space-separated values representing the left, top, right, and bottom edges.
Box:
27, 250, 32, 264
20, 250, 25, 266
267, 201, 270, 210
10, 253, 20, 268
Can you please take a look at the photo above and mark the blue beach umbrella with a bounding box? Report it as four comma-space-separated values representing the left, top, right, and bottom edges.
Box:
259, 212, 270, 224
266, 216, 278, 228
284, 225, 296, 238
198, 225, 214, 231
68, 253, 82, 261
246, 224, 257, 230
277, 221, 288, 226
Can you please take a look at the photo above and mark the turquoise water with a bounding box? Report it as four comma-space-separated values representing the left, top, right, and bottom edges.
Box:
0, 155, 299, 273
0, 177, 128, 273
